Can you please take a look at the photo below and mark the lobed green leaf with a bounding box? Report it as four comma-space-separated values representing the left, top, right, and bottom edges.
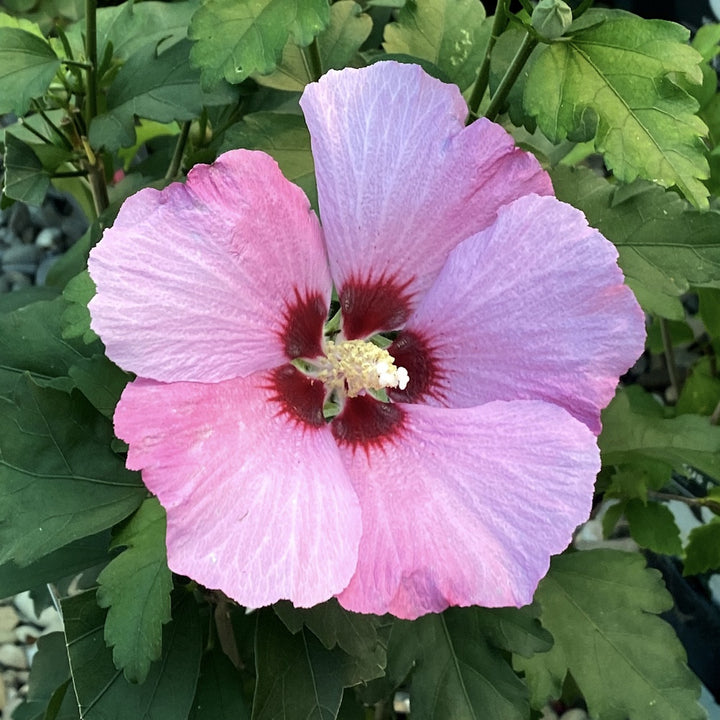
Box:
525, 9, 709, 207
515, 550, 704, 720
255, 1, 372, 91
551, 166, 720, 319
0, 26, 60, 115
383, 0, 489, 91
683, 518, 720, 575
96, 498, 173, 684
90, 39, 238, 152
64, 589, 202, 719
189, 0, 330, 89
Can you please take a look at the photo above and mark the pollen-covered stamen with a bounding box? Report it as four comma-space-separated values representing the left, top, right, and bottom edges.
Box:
317, 339, 409, 398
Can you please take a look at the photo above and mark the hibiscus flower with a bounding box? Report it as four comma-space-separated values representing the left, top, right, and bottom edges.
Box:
88, 62, 644, 619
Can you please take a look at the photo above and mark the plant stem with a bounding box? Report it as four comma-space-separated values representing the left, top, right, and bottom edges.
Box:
165, 121, 192, 180
63, 59, 93, 70
572, 0, 595, 18
467, 0, 510, 121
484, 30, 537, 122
53, 170, 89, 178
648, 490, 720, 514
31, 101, 73, 150
659, 317, 680, 401
85, 0, 98, 123
18, 119, 54, 145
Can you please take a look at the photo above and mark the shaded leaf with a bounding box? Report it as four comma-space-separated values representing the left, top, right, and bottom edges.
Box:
275, 598, 383, 654
0, 376, 145, 565
684, 518, 720, 575
64, 589, 202, 719
0, 297, 97, 393
253, 609, 383, 720
255, 1, 372, 91
3, 132, 50, 205
0, 27, 60, 115
601, 387, 720, 479
90, 39, 238, 151
401, 607, 538, 720
12, 633, 79, 720
67, 354, 129, 418
97, 498, 173, 684
625, 499, 683, 555
515, 550, 704, 720
383, 0, 489, 91
676, 357, 720, 416
525, 9, 709, 207
221, 111, 316, 207
0, 531, 109, 598
189, 0, 330, 88
551, 166, 720, 319
189, 647, 251, 720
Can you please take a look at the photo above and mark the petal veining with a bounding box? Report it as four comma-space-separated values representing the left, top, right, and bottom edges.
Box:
114, 374, 361, 608
89, 149, 330, 383
401, 194, 646, 433
336, 400, 599, 619
300, 61, 551, 333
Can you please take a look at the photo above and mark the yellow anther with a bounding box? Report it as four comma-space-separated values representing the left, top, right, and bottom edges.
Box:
317, 339, 409, 398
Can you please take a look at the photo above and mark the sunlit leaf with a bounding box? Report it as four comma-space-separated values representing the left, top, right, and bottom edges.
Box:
189, 0, 330, 88
525, 9, 709, 207
383, 0, 489, 91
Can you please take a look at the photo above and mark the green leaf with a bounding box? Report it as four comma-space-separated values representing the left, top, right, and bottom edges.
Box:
0, 27, 60, 115
401, 607, 540, 720
550, 166, 720, 319
90, 39, 238, 151
96, 0, 199, 60
189, 647, 250, 720
683, 518, 720, 574
12, 632, 79, 720
3, 132, 50, 205
691, 22, 720, 62
253, 609, 382, 720
0, 297, 99, 393
255, 1, 372, 91
189, 0, 330, 88
61, 270, 98, 344
515, 550, 704, 720
67, 354, 129, 419
0, 376, 145, 565
383, 0, 489, 91
600, 387, 720, 479
96, 498, 173, 684
64, 589, 202, 720
274, 598, 386, 669
677, 357, 720, 416
525, 9, 709, 207
0, 531, 109, 598
221, 112, 316, 207
625, 499, 683, 555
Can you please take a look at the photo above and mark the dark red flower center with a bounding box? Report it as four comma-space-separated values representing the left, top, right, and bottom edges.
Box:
270, 278, 438, 451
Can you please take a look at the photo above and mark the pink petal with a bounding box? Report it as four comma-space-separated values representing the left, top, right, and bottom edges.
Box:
392, 194, 645, 434
300, 61, 551, 336
336, 400, 599, 619
88, 149, 331, 382
114, 374, 361, 608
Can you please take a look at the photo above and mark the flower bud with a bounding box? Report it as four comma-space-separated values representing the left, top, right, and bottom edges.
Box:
532, 0, 573, 41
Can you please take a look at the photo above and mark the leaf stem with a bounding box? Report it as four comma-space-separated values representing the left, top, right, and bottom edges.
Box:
165, 121, 192, 180
18, 119, 54, 146
53, 170, 89, 178
30, 101, 73, 150
648, 490, 720, 514
484, 29, 537, 122
63, 59, 93, 70
659, 317, 680, 401
467, 0, 510, 121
